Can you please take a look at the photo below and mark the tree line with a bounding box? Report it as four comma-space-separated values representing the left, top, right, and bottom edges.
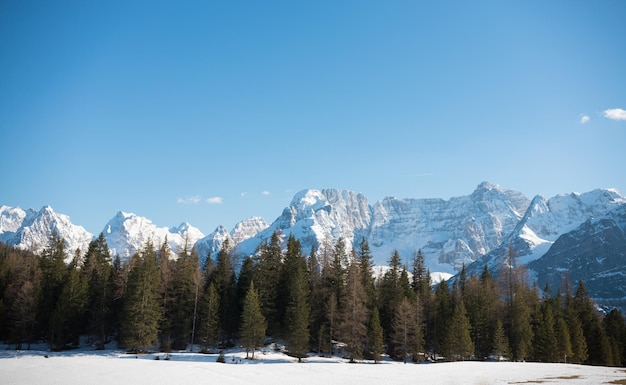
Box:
0, 231, 624, 367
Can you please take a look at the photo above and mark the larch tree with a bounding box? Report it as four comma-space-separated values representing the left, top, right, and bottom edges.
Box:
338, 262, 368, 362
240, 281, 267, 359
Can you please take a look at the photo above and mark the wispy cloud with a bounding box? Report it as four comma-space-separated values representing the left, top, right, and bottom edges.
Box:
409, 173, 433, 177
240, 192, 248, 197
261, 191, 270, 196
580, 115, 590, 124
177, 196, 202, 204
603, 108, 626, 121
206, 197, 223, 204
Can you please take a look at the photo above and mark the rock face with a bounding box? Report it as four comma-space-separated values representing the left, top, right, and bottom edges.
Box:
102, 211, 205, 260
527, 205, 626, 300
0, 205, 92, 262
2, 182, 626, 305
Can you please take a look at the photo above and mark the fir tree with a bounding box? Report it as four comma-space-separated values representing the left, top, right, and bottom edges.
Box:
391, 297, 417, 362
491, 318, 509, 360
240, 281, 267, 359
253, 232, 282, 336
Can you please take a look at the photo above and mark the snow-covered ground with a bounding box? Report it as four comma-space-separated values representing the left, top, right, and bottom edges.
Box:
1, 345, 624, 385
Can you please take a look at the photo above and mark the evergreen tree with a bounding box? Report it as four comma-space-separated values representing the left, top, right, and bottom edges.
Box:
282, 236, 310, 362
533, 299, 558, 362
168, 248, 201, 350
391, 296, 417, 362
445, 300, 473, 361
338, 262, 368, 362
565, 293, 588, 364
253, 232, 282, 336
82, 233, 113, 349
119, 241, 161, 352
38, 231, 68, 343
491, 318, 510, 360
198, 282, 220, 353
49, 254, 87, 350
507, 283, 534, 361
240, 281, 267, 359
156, 239, 173, 351
357, 237, 376, 310
432, 279, 452, 357
378, 250, 404, 344
211, 239, 237, 340
603, 309, 625, 367
574, 280, 610, 365
367, 307, 384, 363
555, 315, 573, 363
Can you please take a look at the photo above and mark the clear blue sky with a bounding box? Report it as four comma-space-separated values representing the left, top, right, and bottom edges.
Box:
1, 1, 625, 236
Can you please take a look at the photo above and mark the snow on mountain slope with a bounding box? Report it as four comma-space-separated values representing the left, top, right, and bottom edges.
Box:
0, 205, 92, 262
103, 211, 204, 260
368, 182, 529, 272
466, 188, 626, 277
233, 189, 371, 259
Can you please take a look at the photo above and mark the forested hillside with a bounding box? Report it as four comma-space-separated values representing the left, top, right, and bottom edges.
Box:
0, 232, 624, 367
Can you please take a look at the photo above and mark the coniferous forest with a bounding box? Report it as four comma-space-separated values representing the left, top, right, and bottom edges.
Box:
0, 231, 624, 367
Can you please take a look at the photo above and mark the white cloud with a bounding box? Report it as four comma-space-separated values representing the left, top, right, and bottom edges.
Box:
240, 192, 248, 197
177, 196, 202, 204
580, 115, 590, 124
603, 108, 626, 121
261, 191, 270, 196
206, 197, 223, 204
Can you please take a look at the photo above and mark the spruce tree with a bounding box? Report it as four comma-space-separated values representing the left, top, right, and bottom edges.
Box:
604, 309, 625, 367
253, 232, 282, 336
283, 236, 310, 362
240, 281, 267, 359
119, 241, 161, 352
211, 239, 237, 340
82, 233, 113, 349
491, 318, 510, 360
445, 300, 473, 361
198, 282, 220, 353
368, 307, 384, 363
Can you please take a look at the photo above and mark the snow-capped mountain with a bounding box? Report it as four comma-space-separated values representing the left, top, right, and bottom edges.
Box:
102, 211, 204, 259
465, 188, 626, 277
197, 183, 529, 274
0, 205, 92, 262
194, 217, 269, 265
527, 205, 626, 300
2, 182, 625, 305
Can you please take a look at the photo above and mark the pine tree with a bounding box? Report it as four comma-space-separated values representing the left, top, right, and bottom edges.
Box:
574, 280, 610, 365
357, 237, 376, 310
119, 241, 161, 352
379, 250, 404, 344
432, 279, 452, 357
156, 239, 173, 351
555, 315, 573, 363
240, 281, 267, 359
168, 248, 201, 350
507, 283, 534, 362
338, 262, 368, 362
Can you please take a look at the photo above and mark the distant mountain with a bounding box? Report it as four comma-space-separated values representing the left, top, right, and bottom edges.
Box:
102, 211, 205, 259
0, 205, 92, 262
2, 182, 625, 305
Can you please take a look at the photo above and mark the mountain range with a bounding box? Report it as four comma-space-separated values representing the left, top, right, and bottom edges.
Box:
2, 182, 625, 306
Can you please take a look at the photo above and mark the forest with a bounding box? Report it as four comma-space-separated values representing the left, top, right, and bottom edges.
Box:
0, 231, 624, 367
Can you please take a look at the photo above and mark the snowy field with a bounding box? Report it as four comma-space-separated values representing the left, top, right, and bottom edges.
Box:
1, 346, 625, 385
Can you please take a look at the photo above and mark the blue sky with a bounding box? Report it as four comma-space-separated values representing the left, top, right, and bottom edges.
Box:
1, 1, 625, 236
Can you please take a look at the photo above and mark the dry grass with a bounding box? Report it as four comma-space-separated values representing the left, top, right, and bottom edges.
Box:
509, 375, 581, 384
607, 380, 626, 385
